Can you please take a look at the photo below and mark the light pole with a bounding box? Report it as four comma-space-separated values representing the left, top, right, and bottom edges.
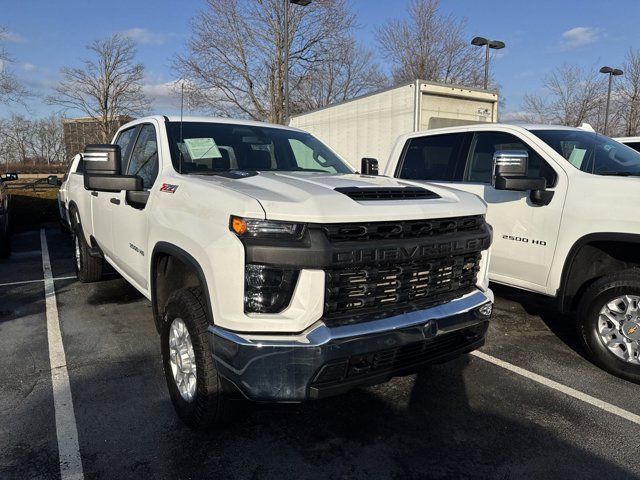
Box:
284, 0, 311, 125
471, 36, 505, 90
599, 66, 623, 135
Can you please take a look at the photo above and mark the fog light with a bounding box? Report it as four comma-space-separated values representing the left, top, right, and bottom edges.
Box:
478, 302, 493, 318
244, 264, 299, 313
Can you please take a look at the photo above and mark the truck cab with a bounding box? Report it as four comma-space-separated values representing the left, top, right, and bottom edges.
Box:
386, 123, 640, 382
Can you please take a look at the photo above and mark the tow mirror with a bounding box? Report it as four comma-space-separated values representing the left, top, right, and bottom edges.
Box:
492, 150, 554, 206
83, 144, 122, 175
492, 150, 545, 191
361, 157, 379, 175
84, 174, 143, 193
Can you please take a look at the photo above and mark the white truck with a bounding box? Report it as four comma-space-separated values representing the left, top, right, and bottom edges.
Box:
290, 80, 498, 173
63, 115, 494, 428
380, 123, 640, 382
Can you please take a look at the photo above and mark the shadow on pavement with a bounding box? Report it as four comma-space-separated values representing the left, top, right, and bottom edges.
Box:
11, 352, 631, 480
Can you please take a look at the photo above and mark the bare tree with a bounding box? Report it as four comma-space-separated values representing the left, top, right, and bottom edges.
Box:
522, 64, 605, 128
294, 41, 387, 111
175, 0, 373, 123
0, 114, 32, 163
29, 115, 66, 165
616, 49, 640, 136
0, 27, 28, 104
375, 0, 484, 86
47, 34, 147, 142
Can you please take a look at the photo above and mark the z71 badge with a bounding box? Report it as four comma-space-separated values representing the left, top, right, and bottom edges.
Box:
160, 183, 178, 193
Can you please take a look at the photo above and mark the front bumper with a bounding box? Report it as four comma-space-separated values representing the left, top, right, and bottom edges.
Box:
210, 289, 493, 402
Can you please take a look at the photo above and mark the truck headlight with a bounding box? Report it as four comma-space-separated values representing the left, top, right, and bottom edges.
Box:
244, 264, 299, 313
230, 215, 305, 240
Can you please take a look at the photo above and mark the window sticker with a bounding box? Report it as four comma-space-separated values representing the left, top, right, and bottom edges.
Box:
568, 148, 587, 169
183, 138, 222, 159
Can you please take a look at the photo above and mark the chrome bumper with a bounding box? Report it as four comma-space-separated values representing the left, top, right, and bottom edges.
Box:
210, 289, 493, 402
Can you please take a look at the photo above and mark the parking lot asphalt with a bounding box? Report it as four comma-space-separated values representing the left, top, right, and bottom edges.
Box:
1, 227, 639, 480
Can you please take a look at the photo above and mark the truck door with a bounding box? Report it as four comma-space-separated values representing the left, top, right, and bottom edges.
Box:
88, 126, 139, 259
396, 130, 567, 290
110, 123, 159, 290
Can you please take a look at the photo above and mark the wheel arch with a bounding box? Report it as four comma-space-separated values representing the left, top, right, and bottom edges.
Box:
150, 242, 214, 333
558, 233, 640, 313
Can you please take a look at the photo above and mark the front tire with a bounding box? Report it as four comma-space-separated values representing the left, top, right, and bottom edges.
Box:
161, 286, 232, 429
577, 270, 640, 383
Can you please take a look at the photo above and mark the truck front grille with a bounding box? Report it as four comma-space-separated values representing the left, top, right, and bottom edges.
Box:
322, 215, 484, 242
323, 252, 481, 326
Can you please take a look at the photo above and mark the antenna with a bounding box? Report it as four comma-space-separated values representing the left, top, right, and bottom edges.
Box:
179, 81, 185, 174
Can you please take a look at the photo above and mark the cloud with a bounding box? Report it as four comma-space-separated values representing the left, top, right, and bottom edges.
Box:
119, 27, 167, 46
0, 30, 25, 43
142, 80, 182, 110
561, 27, 599, 49
22, 62, 36, 72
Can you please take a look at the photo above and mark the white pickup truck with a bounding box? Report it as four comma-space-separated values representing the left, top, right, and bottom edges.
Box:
384, 123, 640, 382
63, 115, 494, 428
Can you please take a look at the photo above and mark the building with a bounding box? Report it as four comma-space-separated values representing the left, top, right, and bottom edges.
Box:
62, 116, 132, 159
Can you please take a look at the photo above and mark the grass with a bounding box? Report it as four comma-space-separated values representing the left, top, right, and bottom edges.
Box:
9, 187, 60, 230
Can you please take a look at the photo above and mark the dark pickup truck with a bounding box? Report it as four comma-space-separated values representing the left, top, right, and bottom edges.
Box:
0, 173, 18, 257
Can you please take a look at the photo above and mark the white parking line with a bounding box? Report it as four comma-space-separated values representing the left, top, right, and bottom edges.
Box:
0, 275, 76, 288
40, 229, 84, 480
471, 350, 640, 426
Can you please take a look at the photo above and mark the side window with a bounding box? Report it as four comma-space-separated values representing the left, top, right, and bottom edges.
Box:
126, 124, 159, 189
465, 132, 557, 187
397, 133, 467, 181
115, 127, 138, 174
626, 142, 640, 153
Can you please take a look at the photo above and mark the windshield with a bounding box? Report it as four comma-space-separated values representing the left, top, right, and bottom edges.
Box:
531, 129, 640, 176
165, 121, 352, 175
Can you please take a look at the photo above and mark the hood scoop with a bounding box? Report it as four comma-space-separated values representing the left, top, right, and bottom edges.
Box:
334, 186, 440, 201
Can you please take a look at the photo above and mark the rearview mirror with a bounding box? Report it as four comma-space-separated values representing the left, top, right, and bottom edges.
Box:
83, 144, 122, 175
361, 157, 379, 175
47, 175, 61, 186
492, 150, 545, 191
84, 174, 143, 192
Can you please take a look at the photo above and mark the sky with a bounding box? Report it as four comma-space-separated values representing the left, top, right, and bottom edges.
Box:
1, 0, 639, 119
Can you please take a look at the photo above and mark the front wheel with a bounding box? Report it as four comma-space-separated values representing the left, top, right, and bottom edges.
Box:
577, 270, 640, 383
161, 286, 233, 429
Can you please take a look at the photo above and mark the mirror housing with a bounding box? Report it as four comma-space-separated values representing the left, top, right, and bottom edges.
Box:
83, 144, 122, 175
47, 175, 61, 186
361, 157, 379, 175
84, 174, 143, 192
492, 150, 546, 192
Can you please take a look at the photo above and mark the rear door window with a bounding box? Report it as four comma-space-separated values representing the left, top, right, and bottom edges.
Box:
397, 133, 468, 181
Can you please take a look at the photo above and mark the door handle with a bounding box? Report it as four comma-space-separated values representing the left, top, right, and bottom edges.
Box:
110, 198, 121, 205
91, 191, 98, 197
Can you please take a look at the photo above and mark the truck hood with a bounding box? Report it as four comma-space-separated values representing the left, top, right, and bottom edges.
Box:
200, 171, 486, 223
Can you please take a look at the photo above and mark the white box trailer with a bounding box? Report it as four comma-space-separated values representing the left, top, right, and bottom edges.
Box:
290, 80, 498, 172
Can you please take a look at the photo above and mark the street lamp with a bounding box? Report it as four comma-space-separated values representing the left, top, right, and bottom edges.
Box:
599, 66, 623, 136
471, 36, 505, 90
284, 0, 312, 124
